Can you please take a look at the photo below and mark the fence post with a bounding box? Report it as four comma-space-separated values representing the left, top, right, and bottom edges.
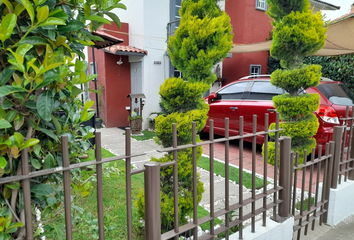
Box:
144, 161, 161, 239
349, 123, 354, 180
21, 148, 33, 240
331, 126, 344, 189
278, 137, 292, 220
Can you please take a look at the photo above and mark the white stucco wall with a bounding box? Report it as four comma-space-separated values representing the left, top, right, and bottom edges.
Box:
113, 0, 169, 129
228, 217, 294, 240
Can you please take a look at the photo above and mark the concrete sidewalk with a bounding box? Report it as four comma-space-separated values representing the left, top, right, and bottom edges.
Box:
98, 127, 354, 239
297, 214, 354, 240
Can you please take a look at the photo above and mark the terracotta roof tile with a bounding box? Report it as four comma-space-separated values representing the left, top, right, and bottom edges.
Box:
105, 45, 148, 55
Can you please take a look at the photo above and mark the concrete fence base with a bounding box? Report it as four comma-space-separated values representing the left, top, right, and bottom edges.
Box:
326, 179, 354, 226
228, 217, 294, 240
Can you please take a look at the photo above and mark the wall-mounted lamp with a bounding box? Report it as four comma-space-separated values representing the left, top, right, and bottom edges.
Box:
117, 56, 123, 65
141, 99, 146, 110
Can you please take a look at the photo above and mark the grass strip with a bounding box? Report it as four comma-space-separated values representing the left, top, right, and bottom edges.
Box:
130, 130, 156, 141
295, 197, 315, 211
73, 160, 144, 240
83, 148, 116, 161
196, 206, 223, 231
197, 156, 264, 189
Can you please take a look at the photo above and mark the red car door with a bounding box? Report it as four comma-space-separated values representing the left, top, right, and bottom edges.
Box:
206, 81, 250, 136
237, 80, 284, 144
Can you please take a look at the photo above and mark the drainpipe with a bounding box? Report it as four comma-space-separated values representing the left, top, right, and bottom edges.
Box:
92, 46, 100, 119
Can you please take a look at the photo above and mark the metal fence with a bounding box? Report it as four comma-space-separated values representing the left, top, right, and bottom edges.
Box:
1, 109, 354, 239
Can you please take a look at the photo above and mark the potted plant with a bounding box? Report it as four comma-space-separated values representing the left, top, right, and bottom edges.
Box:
128, 107, 143, 133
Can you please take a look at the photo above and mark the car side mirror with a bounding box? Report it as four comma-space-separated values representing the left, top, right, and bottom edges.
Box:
208, 92, 218, 104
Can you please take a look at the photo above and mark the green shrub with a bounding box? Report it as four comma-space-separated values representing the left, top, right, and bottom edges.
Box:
270, 65, 322, 95
154, 105, 209, 148
269, 113, 319, 139
135, 0, 233, 233
159, 78, 210, 114
272, 94, 320, 120
263, 0, 326, 166
136, 148, 204, 233
263, 138, 316, 165
270, 8, 326, 69
168, 0, 233, 84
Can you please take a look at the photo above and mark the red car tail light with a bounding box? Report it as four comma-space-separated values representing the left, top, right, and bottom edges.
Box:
315, 105, 339, 124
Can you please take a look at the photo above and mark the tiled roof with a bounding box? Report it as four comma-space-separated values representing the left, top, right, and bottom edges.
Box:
333, 4, 354, 22
91, 31, 124, 49
105, 45, 148, 55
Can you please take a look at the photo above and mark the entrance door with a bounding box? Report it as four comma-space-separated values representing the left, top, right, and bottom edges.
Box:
131, 62, 142, 94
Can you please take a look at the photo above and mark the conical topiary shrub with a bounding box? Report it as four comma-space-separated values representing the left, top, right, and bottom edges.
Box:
264, 0, 327, 165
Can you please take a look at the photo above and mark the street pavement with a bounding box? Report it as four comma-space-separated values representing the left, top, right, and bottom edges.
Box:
97, 127, 354, 239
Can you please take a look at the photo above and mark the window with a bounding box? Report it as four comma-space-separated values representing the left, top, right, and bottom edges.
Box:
248, 81, 284, 100
173, 67, 182, 78
256, 0, 267, 11
217, 81, 249, 100
168, 0, 182, 76
317, 83, 354, 106
250, 65, 261, 76
90, 62, 97, 75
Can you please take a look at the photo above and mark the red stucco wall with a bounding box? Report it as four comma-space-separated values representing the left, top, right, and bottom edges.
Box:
223, 0, 273, 84
104, 54, 131, 127
88, 22, 131, 128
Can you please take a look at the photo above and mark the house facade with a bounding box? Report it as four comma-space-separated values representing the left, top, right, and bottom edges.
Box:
85, 0, 338, 129
222, 0, 339, 85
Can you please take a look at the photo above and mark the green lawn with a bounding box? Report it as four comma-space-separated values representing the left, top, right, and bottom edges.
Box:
83, 147, 116, 161
196, 205, 223, 231
72, 160, 144, 240
123, 130, 156, 141
58, 150, 262, 239
197, 156, 265, 189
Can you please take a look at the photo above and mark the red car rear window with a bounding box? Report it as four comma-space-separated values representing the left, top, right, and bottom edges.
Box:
317, 83, 354, 106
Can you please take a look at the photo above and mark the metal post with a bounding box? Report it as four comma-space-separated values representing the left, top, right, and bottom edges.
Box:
144, 161, 161, 240
21, 148, 33, 240
125, 128, 132, 240
278, 137, 291, 219
349, 121, 354, 180
62, 136, 73, 239
95, 132, 104, 239
331, 126, 344, 189
91, 46, 100, 118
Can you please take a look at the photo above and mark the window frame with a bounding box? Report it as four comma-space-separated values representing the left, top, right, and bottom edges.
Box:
249, 64, 262, 76
255, 0, 267, 11
245, 80, 285, 101
216, 81, 250, 100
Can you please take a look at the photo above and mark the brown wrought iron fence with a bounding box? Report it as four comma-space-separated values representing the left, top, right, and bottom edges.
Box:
2, 108, 354, 239
153, 114, 285, 239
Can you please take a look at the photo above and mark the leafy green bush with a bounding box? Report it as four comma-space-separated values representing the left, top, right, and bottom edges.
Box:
136, 148, 204, 232
270, 5, 326, 69
155, 106, 209, 147
159, 77, 209, 114
269, 114, 319, 139
271, 65, 321, 94
272, 93, 320, 120
168, 0, 233, 84
0, 0, 125, 238
264, 0, 325, 165
136, 0, 233, 234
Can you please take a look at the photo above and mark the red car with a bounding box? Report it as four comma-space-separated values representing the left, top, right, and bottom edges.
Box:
203, 75, 354, 154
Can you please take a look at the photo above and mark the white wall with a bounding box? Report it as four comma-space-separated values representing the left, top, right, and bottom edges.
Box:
113, 0, 169, 129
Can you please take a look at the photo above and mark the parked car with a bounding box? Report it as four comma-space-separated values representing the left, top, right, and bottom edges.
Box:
203, 75, 354, 154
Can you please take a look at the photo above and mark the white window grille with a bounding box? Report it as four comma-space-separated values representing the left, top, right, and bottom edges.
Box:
250, 65, 262, 76
256, 0, 267, 11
